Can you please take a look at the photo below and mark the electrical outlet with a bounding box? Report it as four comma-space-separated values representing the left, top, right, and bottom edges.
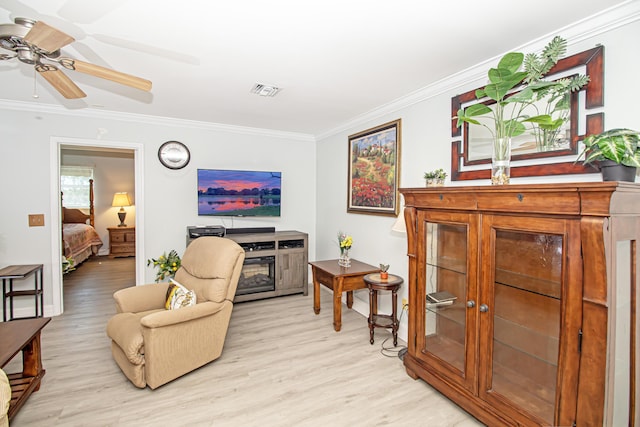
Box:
402, 298, 408, 310
28, 214, 45, 227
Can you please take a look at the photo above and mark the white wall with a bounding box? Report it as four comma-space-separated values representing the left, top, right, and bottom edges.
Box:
0, 110, 316, 317
316, 9, 640, 342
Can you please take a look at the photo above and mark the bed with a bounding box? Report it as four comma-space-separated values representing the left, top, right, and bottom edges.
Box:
61, 179, 103, 266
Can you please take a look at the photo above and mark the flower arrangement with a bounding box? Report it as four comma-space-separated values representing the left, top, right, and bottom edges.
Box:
147, 249, 182, 282
337, 231, 353, 254
337, 231, 353, 267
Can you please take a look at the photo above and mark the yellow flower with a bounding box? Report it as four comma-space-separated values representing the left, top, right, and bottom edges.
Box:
337, 231, 353, 249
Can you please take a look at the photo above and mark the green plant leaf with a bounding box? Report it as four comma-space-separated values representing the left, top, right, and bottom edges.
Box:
461, 103, 492, 117
626, 151, 640, 168
506, 87, 534, 103
484, 71, 527, 102
523, 114, 555, 125
506, 120, 526, 137
497, 52, 524, 74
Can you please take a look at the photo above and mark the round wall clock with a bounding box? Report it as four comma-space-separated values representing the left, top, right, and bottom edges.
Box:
158, 140, 190, 169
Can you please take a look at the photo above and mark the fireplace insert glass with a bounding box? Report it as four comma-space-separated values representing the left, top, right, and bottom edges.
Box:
236, 256, 275, 295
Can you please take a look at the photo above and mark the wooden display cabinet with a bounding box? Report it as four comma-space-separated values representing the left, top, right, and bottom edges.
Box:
400, 183, 639, 427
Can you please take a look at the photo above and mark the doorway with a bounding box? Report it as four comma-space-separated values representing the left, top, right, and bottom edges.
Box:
50, 137, 145, 315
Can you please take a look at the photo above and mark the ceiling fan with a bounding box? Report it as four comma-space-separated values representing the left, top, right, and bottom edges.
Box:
0, 17, 152, 99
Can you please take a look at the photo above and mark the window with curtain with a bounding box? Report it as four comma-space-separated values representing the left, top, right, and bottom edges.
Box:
60, 166, 94, 208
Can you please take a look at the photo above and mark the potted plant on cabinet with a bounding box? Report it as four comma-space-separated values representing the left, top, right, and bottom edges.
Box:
424, 168, 447, 187
455, 36, 589, 185
577, 128, 640, 181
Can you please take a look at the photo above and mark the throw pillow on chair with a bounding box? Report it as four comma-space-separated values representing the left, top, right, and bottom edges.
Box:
165, 279, 196, 310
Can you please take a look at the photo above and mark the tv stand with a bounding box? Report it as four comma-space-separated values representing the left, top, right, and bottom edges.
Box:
225, 227, 275, 235
186, 228, 308, 303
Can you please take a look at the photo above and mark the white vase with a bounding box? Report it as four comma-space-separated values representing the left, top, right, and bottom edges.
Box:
491, 137, 511, 185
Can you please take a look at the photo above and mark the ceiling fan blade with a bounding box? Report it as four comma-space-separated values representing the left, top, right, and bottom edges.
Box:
35, 64, 86, 99
59, 58, 152, 92
24, 21, 75, 53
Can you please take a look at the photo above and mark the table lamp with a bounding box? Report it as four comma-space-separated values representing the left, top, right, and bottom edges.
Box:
112, 192, 132, 227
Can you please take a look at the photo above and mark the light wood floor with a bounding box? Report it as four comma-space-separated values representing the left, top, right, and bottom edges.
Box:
8, 256, 481, 426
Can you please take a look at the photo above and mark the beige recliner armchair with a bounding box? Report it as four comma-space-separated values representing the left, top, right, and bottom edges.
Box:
106, 236, 245, 389
0, 369, 9, 427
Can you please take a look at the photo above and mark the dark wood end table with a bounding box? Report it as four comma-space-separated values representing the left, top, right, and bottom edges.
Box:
0, 264, 44, 321
309, 259, 379, 332
0, 316, 50, 421
363, 273, 403, 346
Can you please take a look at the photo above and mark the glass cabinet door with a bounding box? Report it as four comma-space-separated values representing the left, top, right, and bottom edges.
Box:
479, 215, 580, 426
417, 211, 478, 393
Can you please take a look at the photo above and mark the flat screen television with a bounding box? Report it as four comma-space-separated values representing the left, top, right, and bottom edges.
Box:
197, 169, 281, 217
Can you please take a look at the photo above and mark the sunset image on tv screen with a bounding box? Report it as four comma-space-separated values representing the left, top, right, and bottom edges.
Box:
197, 169, 281, 217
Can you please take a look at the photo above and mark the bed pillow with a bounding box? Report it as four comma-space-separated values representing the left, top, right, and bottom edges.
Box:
165, 279, 197, 310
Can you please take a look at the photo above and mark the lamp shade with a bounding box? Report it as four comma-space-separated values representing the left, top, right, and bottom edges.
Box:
391, 210, 406, 233
112, 192, 131, 207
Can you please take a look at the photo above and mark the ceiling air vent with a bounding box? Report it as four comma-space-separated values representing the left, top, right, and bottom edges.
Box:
250, 83, 281, 97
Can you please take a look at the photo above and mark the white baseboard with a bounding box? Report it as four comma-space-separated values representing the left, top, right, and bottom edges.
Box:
0, 303, 55, 322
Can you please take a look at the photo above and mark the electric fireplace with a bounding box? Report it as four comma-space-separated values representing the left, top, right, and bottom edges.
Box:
236, 254, 276, 295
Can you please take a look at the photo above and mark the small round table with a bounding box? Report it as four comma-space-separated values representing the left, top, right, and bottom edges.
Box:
363, 273, 403, 346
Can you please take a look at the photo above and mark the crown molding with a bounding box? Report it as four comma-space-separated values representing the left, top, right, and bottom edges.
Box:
1, 1, 637, 145
315, 0, 640, 141
0, 99, 316, 143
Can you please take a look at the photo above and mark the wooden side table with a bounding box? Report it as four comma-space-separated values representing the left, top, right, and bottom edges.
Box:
309, 259, 379, 332
0, 264, 44, 322
0, 317, 50, 421
363, 273, 403, 346
108, 226, 136, 258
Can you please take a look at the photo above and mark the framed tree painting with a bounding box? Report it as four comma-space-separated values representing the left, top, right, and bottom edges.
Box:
347, 119, 401, 216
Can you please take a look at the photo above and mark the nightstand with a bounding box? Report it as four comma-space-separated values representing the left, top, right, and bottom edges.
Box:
108, 226, 136, 258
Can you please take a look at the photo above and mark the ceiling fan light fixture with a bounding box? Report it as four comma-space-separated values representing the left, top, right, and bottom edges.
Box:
16, 46, 37, 64
0, 17, 152, 99
250, 83, 281, 97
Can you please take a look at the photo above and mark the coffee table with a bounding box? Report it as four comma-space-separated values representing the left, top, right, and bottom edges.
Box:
309, 259, 379, 332
0, 317, 50, 421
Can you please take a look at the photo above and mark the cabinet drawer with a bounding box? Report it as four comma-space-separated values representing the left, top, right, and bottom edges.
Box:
124, 232, 135, 242
111, 233, 125, 242
409, 192, 477, 210
111, 244, 135, 254
476, 191, 581, 214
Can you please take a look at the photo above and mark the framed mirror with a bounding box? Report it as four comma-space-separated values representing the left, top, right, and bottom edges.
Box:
450, 45, 604, 181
